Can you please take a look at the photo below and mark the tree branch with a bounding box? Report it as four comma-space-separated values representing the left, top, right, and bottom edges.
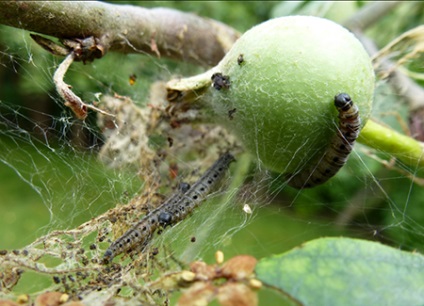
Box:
343, 1, 402, 31
343, 1, 424, 128
0, 1, 240, 66
352, 31, 424, 111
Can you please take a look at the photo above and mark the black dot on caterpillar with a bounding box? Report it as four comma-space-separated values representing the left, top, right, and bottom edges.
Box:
158, 211, 173, 226
103, 153, 235, 263
286, 93, 361, 189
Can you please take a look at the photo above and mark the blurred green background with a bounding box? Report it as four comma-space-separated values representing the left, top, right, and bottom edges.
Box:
1, 1, 424, 304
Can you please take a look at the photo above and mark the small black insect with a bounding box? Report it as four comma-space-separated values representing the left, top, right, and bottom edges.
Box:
211, 73, 230, 90
287, 93, 360, 188
237, 54, 244, 65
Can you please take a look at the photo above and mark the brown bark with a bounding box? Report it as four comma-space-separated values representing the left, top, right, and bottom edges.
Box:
0, 1, 240, 66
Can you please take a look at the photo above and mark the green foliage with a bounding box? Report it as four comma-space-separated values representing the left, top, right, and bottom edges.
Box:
0, 137, 142, 249
256, 237, 424, 306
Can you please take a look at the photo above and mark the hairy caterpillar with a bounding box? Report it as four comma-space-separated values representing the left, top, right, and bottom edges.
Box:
287, 93, 361, 188
103, 153, 235, 263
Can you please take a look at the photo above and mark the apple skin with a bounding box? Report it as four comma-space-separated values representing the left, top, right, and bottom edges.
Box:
204, 16, 374, 174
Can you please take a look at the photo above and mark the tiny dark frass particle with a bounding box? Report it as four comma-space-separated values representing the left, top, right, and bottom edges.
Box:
167, 136, 174, 147
211, 73, 230, 90
237, 54, 244, 65
129, 74, 137, 85
228, 108, 237, 120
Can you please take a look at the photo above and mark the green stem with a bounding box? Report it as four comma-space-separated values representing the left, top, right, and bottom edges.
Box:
358, 119, 424, 168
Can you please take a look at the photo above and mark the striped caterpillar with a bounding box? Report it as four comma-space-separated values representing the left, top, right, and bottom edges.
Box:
103, 152, 235, 263
287, 93, 361, 189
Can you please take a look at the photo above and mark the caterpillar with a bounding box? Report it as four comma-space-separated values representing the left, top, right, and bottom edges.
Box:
103, 152, 235, 263
287, 93, 361, 189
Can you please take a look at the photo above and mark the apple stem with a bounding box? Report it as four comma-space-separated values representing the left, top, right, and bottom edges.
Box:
358, 119, 424, 168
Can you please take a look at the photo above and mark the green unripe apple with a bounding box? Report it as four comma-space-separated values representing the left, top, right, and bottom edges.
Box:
167, 16, 375, 176
204, 16, 375, 174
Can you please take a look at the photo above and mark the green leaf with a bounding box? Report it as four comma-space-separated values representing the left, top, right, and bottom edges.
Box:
255, 237, 424, 306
